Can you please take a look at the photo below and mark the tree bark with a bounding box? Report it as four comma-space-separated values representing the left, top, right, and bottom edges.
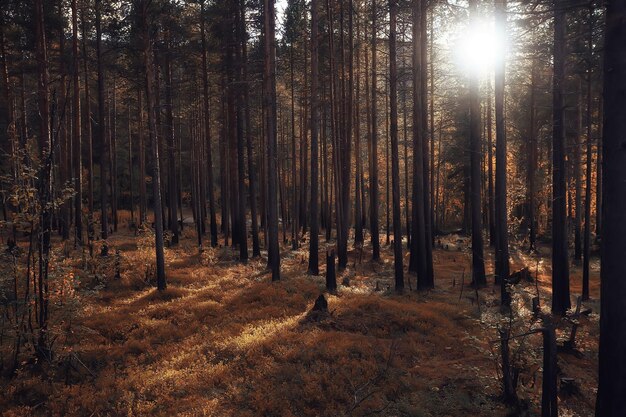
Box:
528, 55, 537, 251
409, 0, 429, 289
201, 1, 218, 247
139, 0, 166, 290
264, 0, 280, 280
551, 0, 571, 315
95, 0, 109, 245
596, 1, 626, 414
468, 0, 486, 287
71, 0, 82, 246
582, 5, 593, 302
138, 90, 147, 225
574, 80, 582, 262
308, 0, 320, 274
164, 29, 179, 245
389, 0, 404, 292
494, 0, 510, 308
81, 5, 95, 248
369, 0, 380, 261
34, 0, 52, 355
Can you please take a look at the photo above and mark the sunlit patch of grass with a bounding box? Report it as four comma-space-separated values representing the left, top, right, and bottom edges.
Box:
217, 314, 304, 352
1, 229, 601, 416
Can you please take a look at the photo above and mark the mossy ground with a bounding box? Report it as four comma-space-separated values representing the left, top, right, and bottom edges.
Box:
0, 215, 600, 416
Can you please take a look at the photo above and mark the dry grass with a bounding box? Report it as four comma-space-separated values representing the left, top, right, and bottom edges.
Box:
0, 228, 600, 417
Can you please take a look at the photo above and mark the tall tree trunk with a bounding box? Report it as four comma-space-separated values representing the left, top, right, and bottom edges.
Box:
138, 90, 147, 225
420, 0, 433, 283
34, 0, 51, 356
58, 0, 70, 240
241, 2, 260, 258
110, 80, 118, 232
71, 0, 82, 246
429, 7, 435, 238
385, 80, 390, 246
235, 0, 248, 260
369, 0, 380, 260
140, 0, 166, 290
551, 0, 571, 315
264, 0, 280, 280
595, 93, 602, 237
487, 87, 495, 247
81, 5, 95, 248
164, 29, 179, 245
574, 80, 583, 262
409, 0, 429, 289
388, 0, 404, 291
290, 47, 298, 250
128, 102, 134, 226
308, 0, 320, 275
528, 55, 537, 251
494, 0, 510, 308
95, 0, 109, 246
354, 11, 364, 245
468, 0, 486, 287
402, 75, 410, 249
201, 1, 218, 247
582, 5, 593, 302
596, 0, 626, 413
336, 0, 352, 270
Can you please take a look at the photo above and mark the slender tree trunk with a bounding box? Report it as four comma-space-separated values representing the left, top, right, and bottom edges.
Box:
354, 12, 364, 245
164, 29, 179, 245
429, 8, 435, 238
385, 80, 390, 246
308, 0, 320, 275
241, 5, 260, 258
95, 0, 109, 247
235, 1, 248, 260
290, 47, 298, 250
487, 87, 495, 247
595, 96, 602, 237
409, 0, 429, 289
35, 0, 51, 355
140, 0, 166, 290
551, 0, 571, 315
110, 80, 118, 232
574, 80, 583, 262
201, 1, 218, 247
389, 0, 404, 291
58, 0, 70, 241
596, 0, 626, 413
582, 5, 593, 302
369, 0, 380, 260
71, 0, 82, 246
128, 102, 134, 226
528, 55, 537, 251
468, 0, 486, 287
220, 75, 230, 244
494, 0, 510, 308
420, 0, 433, 284
402, 77, 410, 249
81, 6, 95, 248
138, 90, 147, 225
264, 0, 280, 280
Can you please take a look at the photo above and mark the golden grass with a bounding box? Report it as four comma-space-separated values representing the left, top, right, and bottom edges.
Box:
0, 230, 600, 417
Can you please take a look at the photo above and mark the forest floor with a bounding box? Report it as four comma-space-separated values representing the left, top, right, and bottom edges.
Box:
1, 215, 600, 417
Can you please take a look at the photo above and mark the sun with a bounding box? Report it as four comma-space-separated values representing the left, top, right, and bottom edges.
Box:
455, 19, 505, 75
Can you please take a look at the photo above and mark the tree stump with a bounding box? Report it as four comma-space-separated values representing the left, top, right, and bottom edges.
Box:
312, 294, 328, 312
326, 249, 336, 292
509, 267, 531, 285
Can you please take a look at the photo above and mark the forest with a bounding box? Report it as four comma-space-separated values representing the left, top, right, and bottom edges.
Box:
0, 0, 625, 415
